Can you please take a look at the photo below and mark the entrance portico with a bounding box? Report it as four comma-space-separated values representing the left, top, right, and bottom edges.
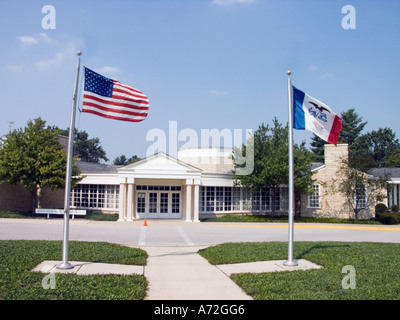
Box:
117, 153, 201, 222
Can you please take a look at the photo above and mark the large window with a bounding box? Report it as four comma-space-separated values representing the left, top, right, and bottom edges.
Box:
71, 184, 119, 209
200, 186, 288, 213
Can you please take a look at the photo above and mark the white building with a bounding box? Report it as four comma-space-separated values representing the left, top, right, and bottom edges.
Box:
71, 147, 290, 221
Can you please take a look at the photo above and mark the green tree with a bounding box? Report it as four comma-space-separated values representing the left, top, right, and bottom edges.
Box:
339, 108, 367, 145
58, 128, 108, 163
350, 128, 400, 168
233, 118, 314, 216
113, 155, 141, 165
0, 118, 81, 213
386, 150, 400, 167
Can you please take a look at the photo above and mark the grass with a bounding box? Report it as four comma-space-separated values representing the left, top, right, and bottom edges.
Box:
199, 241, 400, 300
0, 240, 148, 300
204, 214, 383, 224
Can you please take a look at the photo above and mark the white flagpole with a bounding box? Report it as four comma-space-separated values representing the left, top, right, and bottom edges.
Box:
57, 51, 82, 269
284, 70, 298, 266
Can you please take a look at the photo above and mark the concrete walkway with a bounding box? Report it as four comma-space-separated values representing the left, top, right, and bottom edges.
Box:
143, 246, 252, 300
32, 246, 323, 300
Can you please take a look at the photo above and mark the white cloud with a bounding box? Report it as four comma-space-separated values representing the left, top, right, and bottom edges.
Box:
94, 66, 120, 75
308, 64, 318, 72
210, 90, 230, 96
17, 36, 38, 48
17, 33, 56, 48
35, 42, 77, 70
6, 64, 24, 72
320, 72, 334, 80
211, 0, 255, 6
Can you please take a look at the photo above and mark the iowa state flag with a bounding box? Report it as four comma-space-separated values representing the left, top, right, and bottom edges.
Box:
293, 86, 342, 145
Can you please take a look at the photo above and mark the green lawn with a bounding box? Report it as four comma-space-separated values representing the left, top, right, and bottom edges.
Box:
0, 240, 147, 300
199, 241, 400, 300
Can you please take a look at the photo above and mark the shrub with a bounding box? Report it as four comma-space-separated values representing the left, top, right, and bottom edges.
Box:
390, 205, 399, 213
376, 212, 400, 225
375, 203, 388, 218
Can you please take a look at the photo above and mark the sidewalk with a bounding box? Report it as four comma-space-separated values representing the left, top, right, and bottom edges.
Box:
32, 245, 322, 300
143, 246, 252, 300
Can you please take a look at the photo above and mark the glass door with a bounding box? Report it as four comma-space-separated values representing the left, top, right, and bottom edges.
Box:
149, 192, 157, 216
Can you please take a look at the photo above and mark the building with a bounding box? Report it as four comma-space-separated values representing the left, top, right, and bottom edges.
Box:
1, 141, 399, 220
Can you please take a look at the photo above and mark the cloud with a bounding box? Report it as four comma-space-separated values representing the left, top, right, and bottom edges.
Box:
320, 72, 334, 80
6, 64, 25, 72
34, 42, 77, 70
210, 90, 230, 96
94, 66, 120, 75
308, 64, 318, 72
211, 0, 255, 5
17, 36, 38, 48
17, 33, 56, 48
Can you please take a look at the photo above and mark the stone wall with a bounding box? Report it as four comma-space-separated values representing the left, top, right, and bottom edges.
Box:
301, 143, 377, 219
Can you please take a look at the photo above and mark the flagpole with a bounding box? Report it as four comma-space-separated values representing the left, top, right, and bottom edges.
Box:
57, 51, 82, 269
284, 70, 298, 266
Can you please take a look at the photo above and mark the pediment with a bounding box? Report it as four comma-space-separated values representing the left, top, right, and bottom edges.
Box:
118, 152, 202, 174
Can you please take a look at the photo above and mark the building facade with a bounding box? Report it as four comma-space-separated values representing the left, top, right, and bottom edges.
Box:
2, 142, 399, 220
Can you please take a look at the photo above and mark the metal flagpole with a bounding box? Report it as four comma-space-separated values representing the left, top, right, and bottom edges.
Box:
57, 51, 82, 269
284, 70, 298, 266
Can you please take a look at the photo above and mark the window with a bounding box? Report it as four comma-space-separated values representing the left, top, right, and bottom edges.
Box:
206, 187, 215, 212
232, 187, 241, 211
172, 193, 180, 213
137, 192, 145, 213
216, 187, 224, 211
308, 184, 321, 209
355, 184, 367, 209
71, 184, 119, 209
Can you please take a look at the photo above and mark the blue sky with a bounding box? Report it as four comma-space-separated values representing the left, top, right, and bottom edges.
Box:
1, 0, 399, 162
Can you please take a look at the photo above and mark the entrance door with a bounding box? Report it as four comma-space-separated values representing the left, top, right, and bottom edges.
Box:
136, 185, 181, 219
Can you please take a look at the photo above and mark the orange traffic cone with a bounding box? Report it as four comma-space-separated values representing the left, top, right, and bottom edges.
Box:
143, 218, 148, 226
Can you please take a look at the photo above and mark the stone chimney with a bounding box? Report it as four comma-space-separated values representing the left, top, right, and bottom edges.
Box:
324, 143, 348, 171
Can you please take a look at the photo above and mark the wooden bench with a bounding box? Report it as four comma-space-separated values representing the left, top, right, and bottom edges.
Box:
34, 208, 87, 219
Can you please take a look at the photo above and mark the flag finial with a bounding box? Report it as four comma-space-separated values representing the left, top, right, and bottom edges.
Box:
286, 70, 291, 76
77, 50, 82, 56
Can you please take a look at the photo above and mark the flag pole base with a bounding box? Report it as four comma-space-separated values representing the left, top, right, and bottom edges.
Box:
283, 260, 298, 267
57, 262, 74, 270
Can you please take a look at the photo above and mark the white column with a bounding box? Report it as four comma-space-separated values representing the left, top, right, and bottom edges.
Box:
193, 181, 200, 222
127, 178, 134, 222
186, 179, 193, 222
118, 180, 127, 222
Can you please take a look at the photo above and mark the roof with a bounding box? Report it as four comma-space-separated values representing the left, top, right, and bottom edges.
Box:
368, 167, 400, 179
77, 160, 119, 173
311, 162, 325, 171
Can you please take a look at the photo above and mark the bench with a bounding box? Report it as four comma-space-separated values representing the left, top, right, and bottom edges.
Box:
34, 208, 87, 219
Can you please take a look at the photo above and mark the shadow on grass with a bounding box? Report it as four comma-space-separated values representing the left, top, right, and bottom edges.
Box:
295, 243, 350, 260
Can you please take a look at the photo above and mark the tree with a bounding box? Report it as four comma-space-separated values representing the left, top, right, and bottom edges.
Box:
350, 128, 400, 168
310, 108, 367, 162
0, 118, 81, 213
386, 150, 400, 167
58, 128, 108, 163
326, 158, 387, 219
233, 118, 314, 216
339, 108, 367, 145
113, 155, 141, 166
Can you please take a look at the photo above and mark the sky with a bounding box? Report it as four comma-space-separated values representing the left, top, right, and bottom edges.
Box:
1, 0, 399, 163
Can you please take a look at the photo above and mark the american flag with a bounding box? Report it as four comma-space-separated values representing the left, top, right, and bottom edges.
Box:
82, 67, 149, 122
